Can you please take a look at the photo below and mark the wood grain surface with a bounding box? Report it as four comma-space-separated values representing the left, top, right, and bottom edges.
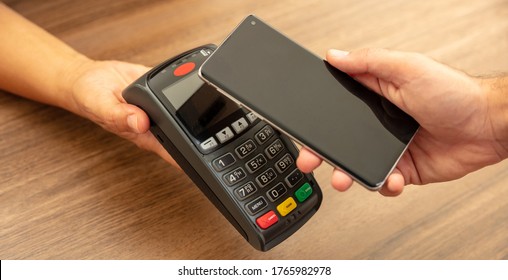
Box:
1, 0, 507, 259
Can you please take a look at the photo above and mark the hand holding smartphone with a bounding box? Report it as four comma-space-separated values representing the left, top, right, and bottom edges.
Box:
199, 15, 419, 190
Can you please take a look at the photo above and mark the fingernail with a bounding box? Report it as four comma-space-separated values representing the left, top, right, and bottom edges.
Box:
328, 49, 349, 57
127, 114, 139, 133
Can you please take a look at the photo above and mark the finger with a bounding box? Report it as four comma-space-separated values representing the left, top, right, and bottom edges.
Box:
325, 49, 379, 89
153, 141, 179, 168
108, 103, 151, 134
347, 72, 384, 95
130, 131, 181, 170
296, 147, 323, 173
143, 133, 180, 168
326, 48, 415, 87
378, 168, 405, 196
331, 169, 354, 192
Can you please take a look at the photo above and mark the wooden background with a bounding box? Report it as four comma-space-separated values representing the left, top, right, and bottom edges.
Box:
1, 0, 507, 259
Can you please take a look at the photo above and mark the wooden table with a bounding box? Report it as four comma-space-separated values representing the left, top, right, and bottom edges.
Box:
1, 0, 507, 259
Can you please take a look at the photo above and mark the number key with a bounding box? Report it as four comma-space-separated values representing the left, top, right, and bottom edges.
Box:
245, 154, 267, 173
256, 168, 277, 188
234, 182, 257, 201
266, 183, 287, 202
223, 167, 247, 186
275, 153, 294, 173
235, 139, 257, 158
212, 153, 236, 172
255, 125, 274, 144
265, 139, 284, 159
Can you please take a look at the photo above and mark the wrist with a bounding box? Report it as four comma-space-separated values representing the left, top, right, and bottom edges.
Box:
484, 75, 508, 159
56, 54, 95, 116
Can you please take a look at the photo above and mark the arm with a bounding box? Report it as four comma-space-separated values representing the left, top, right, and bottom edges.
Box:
0, 4, 177, 166
0, 3, 85, 111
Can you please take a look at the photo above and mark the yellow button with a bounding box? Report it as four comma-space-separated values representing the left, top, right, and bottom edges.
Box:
277, 197, 297, 217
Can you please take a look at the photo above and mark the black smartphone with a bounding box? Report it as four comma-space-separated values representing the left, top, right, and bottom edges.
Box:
122, 45, 322, 251
199, 15, 419, 190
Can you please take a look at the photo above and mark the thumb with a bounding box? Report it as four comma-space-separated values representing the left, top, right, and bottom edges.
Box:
109, 103, 151, 134
326, 48, 417, 87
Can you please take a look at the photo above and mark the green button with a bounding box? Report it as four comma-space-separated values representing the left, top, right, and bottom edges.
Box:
295, 182, 313, 202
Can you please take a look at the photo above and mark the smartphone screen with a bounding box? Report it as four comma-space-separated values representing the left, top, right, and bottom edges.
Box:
199, 15, 419, 190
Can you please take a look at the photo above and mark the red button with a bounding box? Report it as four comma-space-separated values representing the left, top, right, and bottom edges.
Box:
173, 62, 195, 76
256, 210, 278, 229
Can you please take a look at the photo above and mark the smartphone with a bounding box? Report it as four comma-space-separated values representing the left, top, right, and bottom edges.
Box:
199, 15, 419, 190
122, 45, 322, 251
